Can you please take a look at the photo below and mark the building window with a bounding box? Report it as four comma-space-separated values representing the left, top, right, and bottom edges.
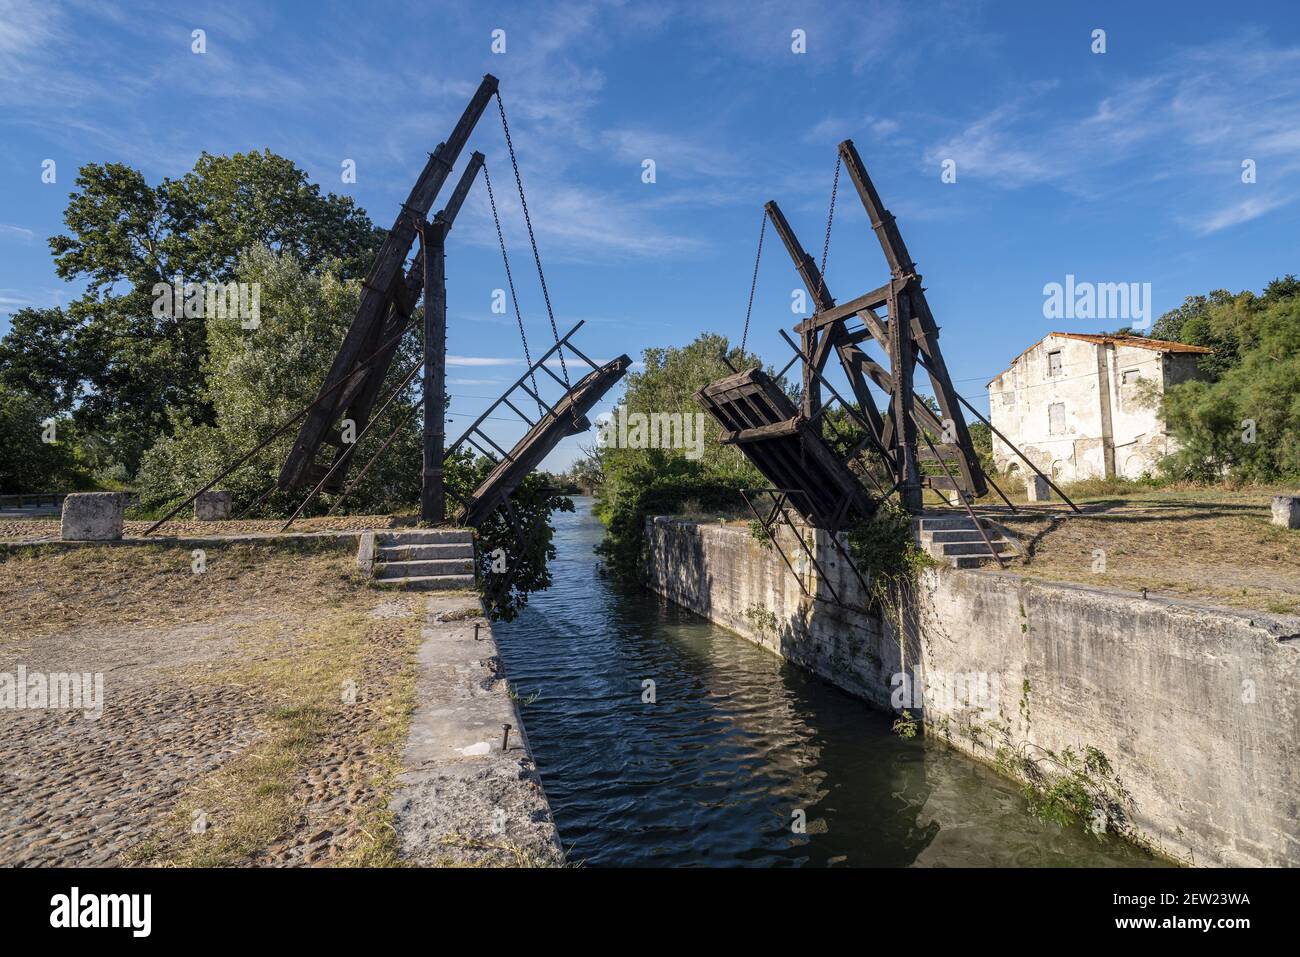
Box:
1048, 402, 1066, 435
1001, 390, 1014, 406
1047, 350, 1063, 376
1121, 369, 1140, 386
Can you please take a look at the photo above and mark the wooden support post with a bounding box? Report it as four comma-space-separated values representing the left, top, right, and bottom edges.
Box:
890, 288, 923, 513
422, 222, 448, 524
280, 74, 497, 491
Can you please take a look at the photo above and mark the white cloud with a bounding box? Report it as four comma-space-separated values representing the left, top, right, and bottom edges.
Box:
446, 355, 518, 367
923, 33, 1300, 231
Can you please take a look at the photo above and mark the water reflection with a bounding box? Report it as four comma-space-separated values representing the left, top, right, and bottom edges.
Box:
492, 499, 1162, 867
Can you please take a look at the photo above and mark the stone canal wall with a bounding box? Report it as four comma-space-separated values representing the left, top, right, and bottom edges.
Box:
390, 594, 563, 866
644, 517, 1300, 867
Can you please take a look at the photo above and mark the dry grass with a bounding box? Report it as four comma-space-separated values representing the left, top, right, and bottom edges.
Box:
0, 538, 362, 640
136, 600, 424, 867
977, 483, 1300, 613
1, 540, 430, 867
0, 513, 414, 544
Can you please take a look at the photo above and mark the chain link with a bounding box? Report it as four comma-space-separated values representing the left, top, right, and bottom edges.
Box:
815, 154, 841, 305
739, 209, 767, 356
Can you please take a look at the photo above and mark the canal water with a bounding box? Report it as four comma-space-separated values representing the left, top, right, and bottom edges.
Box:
492, 498, 1161, 867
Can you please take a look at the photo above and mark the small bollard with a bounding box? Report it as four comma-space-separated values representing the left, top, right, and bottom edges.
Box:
474, 622, 481, 641
501, 723, 512, 752
1141, 588, 1148, 600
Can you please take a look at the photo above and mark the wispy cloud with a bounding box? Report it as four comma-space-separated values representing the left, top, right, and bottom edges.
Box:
922, 31, 1300, 233
0, 224, 34, 243
447, 355, 518, 367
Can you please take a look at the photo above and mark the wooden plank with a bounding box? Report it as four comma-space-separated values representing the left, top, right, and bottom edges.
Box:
793, 280, 894, 335
719, 416, 804, 445
456, 355, 631, 528
695, 367, 877, 529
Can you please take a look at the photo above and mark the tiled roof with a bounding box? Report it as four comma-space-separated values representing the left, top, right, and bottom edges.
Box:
988, 332, 1212, 387
1048, 332, 1213, 354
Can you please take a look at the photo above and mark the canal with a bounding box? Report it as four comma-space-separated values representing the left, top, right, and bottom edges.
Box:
492, 498, 1162, 867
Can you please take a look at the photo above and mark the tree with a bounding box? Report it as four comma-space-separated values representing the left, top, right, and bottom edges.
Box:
0, 385, 89, 493
0, 151, 382, 477
1159, 278, 1300, 482
592, 332, 772, 577
135, 245, 419, 515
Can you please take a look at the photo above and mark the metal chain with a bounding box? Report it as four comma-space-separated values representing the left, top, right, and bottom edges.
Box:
496, 93, 573, 405
482, 160, 544, 416
739, 208, 767, 356
816, 154, 841, 305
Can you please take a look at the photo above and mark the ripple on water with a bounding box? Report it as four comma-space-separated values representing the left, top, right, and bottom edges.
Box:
493, 499, 1165, 868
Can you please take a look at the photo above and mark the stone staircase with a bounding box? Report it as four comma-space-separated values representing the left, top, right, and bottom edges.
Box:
360, 529, 476, 591
915, 514, 1019, 569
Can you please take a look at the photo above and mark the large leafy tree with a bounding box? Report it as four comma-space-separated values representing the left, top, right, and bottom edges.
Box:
0, 151, 382, 476
0, 384, 89, 493
592, 332, 771, 577
135, 245, 418, 515
1157, 276, 1300, 481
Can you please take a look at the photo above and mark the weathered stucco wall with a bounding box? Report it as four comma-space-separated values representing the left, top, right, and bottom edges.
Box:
644, 517, 1300, 867
988, 334, 1204, 481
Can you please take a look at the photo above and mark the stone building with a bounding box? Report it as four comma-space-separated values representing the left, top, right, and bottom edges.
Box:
986, 332, 1211, 482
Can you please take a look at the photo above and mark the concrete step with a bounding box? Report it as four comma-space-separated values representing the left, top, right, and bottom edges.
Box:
916, 516, 980, 531
921, 529, 1001, 544
377, 543, 474, 561
379, 574, 477, 591
376, 529, 473, 546
931, 540, 1013, 557
375, 558, 475, 579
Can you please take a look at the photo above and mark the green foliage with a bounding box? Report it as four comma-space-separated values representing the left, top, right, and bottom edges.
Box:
744, 604, 778, 631
135, 246, 419, 516
593, 332, 772, 578
892, 710, 919, 739
845, 501, 934, 607
594, 462, 750, 579
748, 519, 773, 549
0, 151, 381, 479
446, 450, 572, 623
1156, 277, 1300, 482
0, 385, 93, 492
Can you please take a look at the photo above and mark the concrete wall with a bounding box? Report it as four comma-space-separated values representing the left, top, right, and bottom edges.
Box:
644, 517, 1300, 867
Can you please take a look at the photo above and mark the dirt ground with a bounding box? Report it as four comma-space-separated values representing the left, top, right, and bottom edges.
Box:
967, 484, 1300, 614
0, 538, 478, 866
0, 513, 411, 544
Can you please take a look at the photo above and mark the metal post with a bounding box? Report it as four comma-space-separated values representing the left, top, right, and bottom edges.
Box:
422, 222, 447, 524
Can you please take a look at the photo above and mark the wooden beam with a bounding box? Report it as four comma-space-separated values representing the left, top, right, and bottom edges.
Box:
719, 416, 804, 445
280, 74, 499, 490
422, 221, 448, 524
764, 200, 828, 432
838, 138, 915, 279
888, 290, 922, 512
793, 280, 894, 335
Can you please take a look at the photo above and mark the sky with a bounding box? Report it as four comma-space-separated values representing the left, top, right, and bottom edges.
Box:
2, 0, 1299, 471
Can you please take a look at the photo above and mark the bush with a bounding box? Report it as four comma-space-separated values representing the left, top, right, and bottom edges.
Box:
594, 463, 750, 580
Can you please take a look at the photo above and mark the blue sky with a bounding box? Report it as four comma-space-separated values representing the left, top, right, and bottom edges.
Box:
2, 0, 1299, 470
